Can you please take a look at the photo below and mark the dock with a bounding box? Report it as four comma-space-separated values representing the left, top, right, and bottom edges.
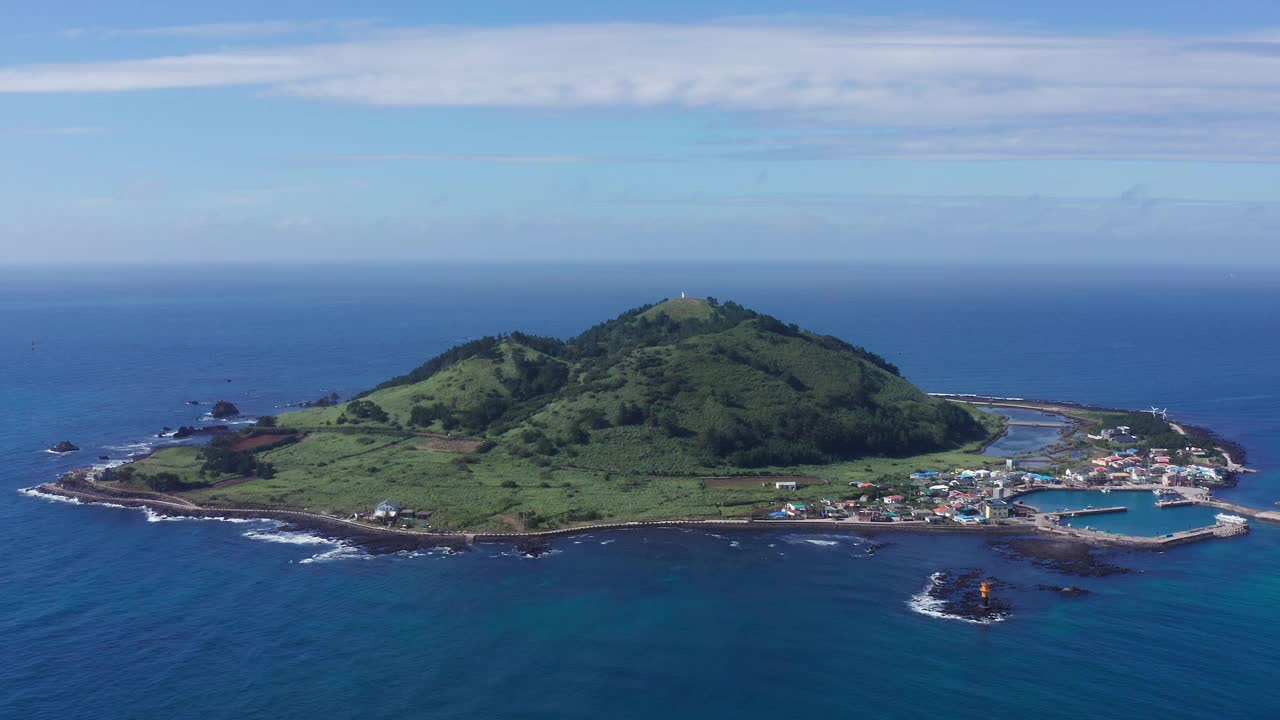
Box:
1042, 520, 1248, 548
1050, 506, 1127, 518
1155, 499, 1195, 508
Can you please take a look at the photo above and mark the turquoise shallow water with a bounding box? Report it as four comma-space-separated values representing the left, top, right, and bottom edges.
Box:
1030, 489, 1223, 536
3, 264, 1279, 719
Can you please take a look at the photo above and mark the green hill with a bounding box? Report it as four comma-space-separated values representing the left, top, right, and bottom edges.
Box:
279, 297, 983, 472
119, 298, 1000, 530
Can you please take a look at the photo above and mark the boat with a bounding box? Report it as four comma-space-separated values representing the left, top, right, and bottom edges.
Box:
1215, 513, 1248, 525
1100, 487, 1112, 494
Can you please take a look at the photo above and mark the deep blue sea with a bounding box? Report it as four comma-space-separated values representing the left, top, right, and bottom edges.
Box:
4, 263, 1280, 719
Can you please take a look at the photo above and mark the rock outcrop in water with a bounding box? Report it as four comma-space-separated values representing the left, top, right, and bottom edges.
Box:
915, 569, 1010, 623
992, 538, 1130, 577
210, 400, 240, 418
171, 425, 231, 439
49, 441, 79, 453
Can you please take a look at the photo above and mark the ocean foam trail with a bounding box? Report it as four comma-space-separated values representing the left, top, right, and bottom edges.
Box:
143, 508, 257, 524
241, 529, 337, 545
107, 442, 154, 451
299, 545, 369, 564
19, 487, 135, 511
780, 533, 864, 548
241, 528, 371, 563
18, 487, 82, 504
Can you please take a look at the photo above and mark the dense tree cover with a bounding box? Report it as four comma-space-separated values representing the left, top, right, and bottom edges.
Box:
101, 465, 210, 492
350, 297, 985, 468
698, 401, 979, 467
343, 400, 389, 423
1100, 412, 1214, 453
199, 445, 276, 479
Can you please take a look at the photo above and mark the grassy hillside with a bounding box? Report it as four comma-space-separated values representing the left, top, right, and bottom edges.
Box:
279, 297, 978, 469
122, 298, 1001, 529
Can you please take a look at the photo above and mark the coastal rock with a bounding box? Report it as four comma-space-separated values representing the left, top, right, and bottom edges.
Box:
49, 441, 79, 453
98, 455, 110, 461
915, 569, 1010, 622
210, 400, 240, 418
172, 425, 231, 439
514, 539, 554, 557
1038, 584, 1091, 597
187, 400, 200, 406
992, 538, 1130, 577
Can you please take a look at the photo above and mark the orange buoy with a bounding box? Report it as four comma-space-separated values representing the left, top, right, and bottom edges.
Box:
980, 581, 992, 607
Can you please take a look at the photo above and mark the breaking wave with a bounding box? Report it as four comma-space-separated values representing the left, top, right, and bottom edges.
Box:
907, 572, 1008, 625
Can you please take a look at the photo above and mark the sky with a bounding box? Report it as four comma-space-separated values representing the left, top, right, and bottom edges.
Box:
4, 1, 1280, 264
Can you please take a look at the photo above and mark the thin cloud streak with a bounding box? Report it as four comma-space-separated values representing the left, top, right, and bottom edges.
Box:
53, 19, 377, 40
3, 21, 1280, 121
1, 125, 108, 136
6, 20, 1280, 159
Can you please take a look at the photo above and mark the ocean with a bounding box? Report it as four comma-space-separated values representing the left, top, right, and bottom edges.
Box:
3, 263, 1279, 719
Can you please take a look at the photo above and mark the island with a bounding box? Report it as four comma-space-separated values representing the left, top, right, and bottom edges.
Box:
37, 297, 1269, 548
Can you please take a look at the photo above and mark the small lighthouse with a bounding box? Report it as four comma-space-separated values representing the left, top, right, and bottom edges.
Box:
980, 580, 992, 608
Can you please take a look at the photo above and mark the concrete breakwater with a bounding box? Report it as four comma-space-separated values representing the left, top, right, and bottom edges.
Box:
1047, 506, 1127, 518
1041, 521, 1248, 548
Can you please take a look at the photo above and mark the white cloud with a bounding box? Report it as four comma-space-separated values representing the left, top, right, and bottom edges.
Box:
5, 20, 1280, 158
1, 125, 108, 136
0, 22, 1277, 116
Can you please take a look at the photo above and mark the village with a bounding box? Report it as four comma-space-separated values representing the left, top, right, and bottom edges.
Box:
754, 420, 1240, 533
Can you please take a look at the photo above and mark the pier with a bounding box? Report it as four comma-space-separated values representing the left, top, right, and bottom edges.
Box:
1155, 499, 1195, 508
1050, 506, 1126, 518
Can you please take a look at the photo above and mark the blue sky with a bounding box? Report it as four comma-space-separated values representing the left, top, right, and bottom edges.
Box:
4, 1, 1280, 264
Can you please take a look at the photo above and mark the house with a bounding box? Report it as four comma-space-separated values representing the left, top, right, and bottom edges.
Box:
784, 502, 807, 516
983, 499, 1010, 520
884, 495, 905, 505
775, 480, 798, 490
374, 499, 401, 518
